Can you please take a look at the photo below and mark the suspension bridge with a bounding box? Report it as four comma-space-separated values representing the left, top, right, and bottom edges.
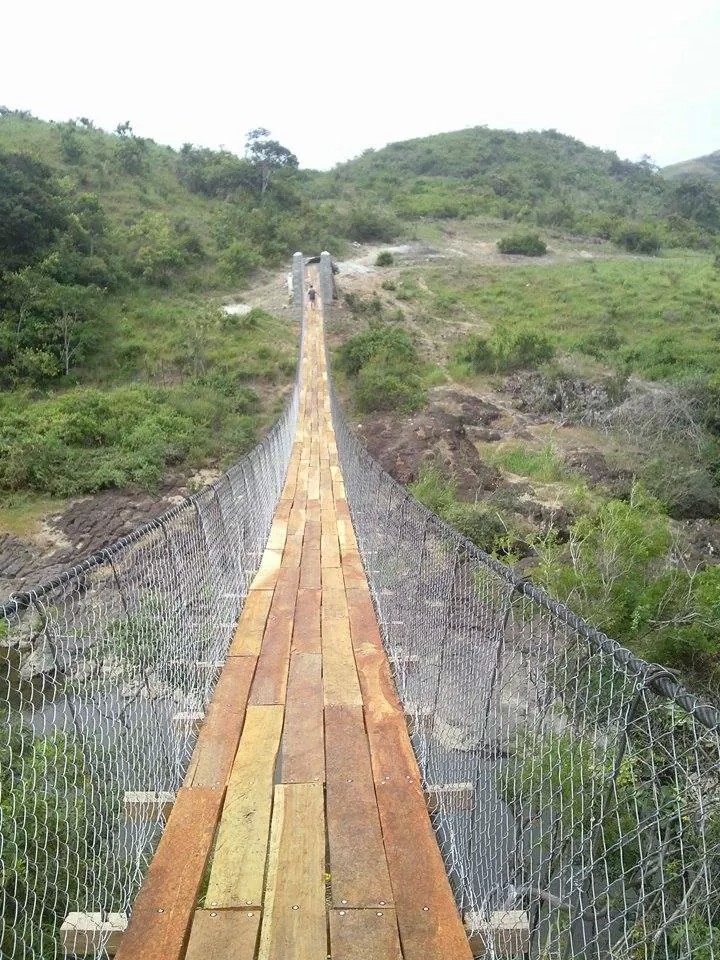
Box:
1, 253, 719, 960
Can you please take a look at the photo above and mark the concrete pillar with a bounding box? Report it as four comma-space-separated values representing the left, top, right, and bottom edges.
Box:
292, 252, 304, 323
319, 251, 334, 308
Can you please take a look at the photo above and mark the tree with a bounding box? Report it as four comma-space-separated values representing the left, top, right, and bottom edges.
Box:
244, 127, 298, 196
0, 150, 69, 273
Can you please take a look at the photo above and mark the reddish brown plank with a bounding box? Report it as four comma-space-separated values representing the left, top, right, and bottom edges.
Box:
114, 788, 223, 960
184, 658, 256, 788
325, 705, 394, 907
281, 652, 324, 783
292, 588, 321, 653
355, 627, 472, 960
299, 547, 321, 589
185, 910, 261, 960
329, 909, 402, 960
248, 617, 293, 705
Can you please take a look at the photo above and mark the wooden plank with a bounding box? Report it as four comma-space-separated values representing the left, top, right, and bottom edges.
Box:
282, 532, 303, 567
124, 791, 175, 822
205, 705, 284, 909
262, 784, 326, 960
322, 565, 345, 592
114, 787, 223, 960
185, 909, 261, 960
342, 552, 367, 589
182, 656, 256, 787
249, 565, 298, 704
299, 547, 321, 589
303, 518, 321, 550
292, 588, 321, 653
61, 912, 127, 957
325, 705, 394, 907
321, 525, 341, 568
329, 909, 402, 960
356, 643, 472, 959
228, 590, 274, 657
281, 653, 324, 783
249, 617, 293, 705
252, 549, 283, 590
323, 587, 349, 622
322, 617, 363, 707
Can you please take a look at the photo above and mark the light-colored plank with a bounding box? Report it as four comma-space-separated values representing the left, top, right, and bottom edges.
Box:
322, 587, 348, 621
228, 589, 274, 657
281, 653, 324, 783
299, 547, 321, 589
322, 617, 363, 706
329, 908, 403, 960
205, 705, 284, 909
322, 565, 345, 592
262, 783, 326, 960
185, 910, 261, 960
252, 548, 283, 590
325, 704, 394, 907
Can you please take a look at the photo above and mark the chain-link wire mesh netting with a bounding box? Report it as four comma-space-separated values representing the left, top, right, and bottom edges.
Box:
331, 390, 720, 960
0, 381, 298, 959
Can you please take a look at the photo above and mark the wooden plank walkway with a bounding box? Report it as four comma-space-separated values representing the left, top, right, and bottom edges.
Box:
115, 278, 472, 960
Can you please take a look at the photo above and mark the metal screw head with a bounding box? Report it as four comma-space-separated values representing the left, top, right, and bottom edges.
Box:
157, 908, 164, 914
292, 905, 299, 911
379, 901, 386, 906
245, 900, 252, 905
377, 911, 384, 917
339, 910, 346, 916
423, 906, 429, 912
210, 912, 217, 918
341, 899, 348, 905
210, 902, 218, 908
248, 912, 254, 918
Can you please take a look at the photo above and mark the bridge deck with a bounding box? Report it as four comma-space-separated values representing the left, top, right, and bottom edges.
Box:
115, 289, 472, 960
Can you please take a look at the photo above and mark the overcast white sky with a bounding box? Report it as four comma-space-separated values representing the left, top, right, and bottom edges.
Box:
2, 0, 718, 170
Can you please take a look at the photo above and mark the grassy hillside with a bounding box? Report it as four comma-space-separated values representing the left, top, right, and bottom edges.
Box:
317, 127, 720, 249
664, 149, 720, 183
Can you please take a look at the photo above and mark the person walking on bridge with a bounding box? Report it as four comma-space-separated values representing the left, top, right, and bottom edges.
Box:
307, 284, 318, 309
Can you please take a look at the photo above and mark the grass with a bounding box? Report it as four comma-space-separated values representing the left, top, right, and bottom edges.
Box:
0, 494, 68, 537
425, 254, 720, 382
483, 443, 569, 482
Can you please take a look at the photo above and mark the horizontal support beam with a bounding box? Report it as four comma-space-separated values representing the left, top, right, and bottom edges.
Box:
124, 790, 175, 822
425, 782, 474, 813
464, 910, 530, 957
60, 912, 127, 957
173, 711, 205, 734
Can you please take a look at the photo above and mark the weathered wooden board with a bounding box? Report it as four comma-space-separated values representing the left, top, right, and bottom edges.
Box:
205, 705, 284, 909
325, 704, 393, 907
185, 909, 261, 960
322, 565, 345, 592
291, 588, 321, 653
322, 617, 363, 707
114, 787, 223, 960
183, 654, 256, 788
299, 547, 321, 589
329, 908, 403, 960
281, 652, 324, 783
228, 589, 274, 657
252, 548, 283, 590
262, 783, 326, 960
248, 618, 294, 706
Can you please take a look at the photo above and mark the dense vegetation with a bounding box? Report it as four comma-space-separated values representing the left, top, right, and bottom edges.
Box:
319, 126, 720, 250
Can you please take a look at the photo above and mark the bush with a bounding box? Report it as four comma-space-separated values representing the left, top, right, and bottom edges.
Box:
613, 221, 661, 255
337, 325, 417, 376
497, 233, 547, 256
576, 326, 624, 359
337, 324, 425, 413
375, 250, 394, 266
457, 328, 555, 374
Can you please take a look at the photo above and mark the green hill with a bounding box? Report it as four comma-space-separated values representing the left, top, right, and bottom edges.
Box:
318, 126, 720, 248
663, 149, 720, 183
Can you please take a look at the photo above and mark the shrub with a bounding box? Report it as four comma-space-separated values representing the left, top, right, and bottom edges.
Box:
457, 328, 555, 374
613, 222, 661, 255
355, 360, 425, 413
337, 325, 417, 376
576, 326, 624, 359
375, 250, 394, 266
497, 233, 547, 256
